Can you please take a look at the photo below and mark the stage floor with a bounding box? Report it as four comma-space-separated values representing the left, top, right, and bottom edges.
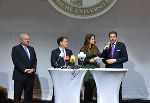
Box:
32, 100, 150, 103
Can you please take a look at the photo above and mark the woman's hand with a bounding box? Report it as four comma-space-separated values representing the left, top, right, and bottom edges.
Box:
89, 59, 96, 63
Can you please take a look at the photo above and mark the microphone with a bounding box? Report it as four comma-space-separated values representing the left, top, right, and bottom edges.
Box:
78, 52, 86, 61
70, 55, 75, 66
65, 56, 70, 66
59, 52, 64, 57
56, 52, 64, 67
107, 41, 111, 44
78, 52, 86, 68
104, 42, 111, 50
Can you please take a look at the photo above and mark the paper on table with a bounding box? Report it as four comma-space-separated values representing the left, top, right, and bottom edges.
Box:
94, 56, 104, 60
94, 56, 104, 67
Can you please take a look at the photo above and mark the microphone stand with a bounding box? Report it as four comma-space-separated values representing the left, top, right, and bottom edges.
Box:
55, 62, 63, 69
80, 59, 85, 69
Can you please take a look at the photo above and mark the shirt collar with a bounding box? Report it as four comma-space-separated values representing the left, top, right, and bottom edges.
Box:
111, 41, 117, 45
59, 47, 65, 51
21, 44, 28, 48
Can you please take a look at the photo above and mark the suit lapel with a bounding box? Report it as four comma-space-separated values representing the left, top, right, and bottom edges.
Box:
113, 42, 118, 58
57, 47, 61, 54
27, 46, 31, 60
66, 49, 69, 56
108, 44, 112, 58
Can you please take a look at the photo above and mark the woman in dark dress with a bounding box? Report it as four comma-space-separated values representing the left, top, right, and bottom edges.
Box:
79, 33, 103, 103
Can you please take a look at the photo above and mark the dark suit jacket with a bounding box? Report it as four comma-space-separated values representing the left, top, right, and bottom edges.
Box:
11, 44, 37, 80
51, 47, 73, 68
102, 41, 128, 68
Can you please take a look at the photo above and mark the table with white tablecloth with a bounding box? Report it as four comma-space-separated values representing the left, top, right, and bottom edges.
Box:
48, 68, 87, 103
90, 68, 128, 103
48, 68, 128, 103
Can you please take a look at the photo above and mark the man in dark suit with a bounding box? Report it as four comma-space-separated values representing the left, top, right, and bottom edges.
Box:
102, 31, 128, 103
11, 34, 37, 103
51, 36, 73, 102
51, 36, 73, 68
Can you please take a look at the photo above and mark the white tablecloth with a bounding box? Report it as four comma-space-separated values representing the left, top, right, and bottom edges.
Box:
48, 68, 87, 103
48, 68, 128, 103
90, 68, 128, 103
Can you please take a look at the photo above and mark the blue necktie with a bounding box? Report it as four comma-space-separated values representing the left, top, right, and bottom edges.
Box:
24, 47, 30, 60
62, 50, 65, 60
62, 50, 66, 65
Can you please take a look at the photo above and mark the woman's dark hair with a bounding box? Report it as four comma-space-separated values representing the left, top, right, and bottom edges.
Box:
57, 36, 68, 45
83, 33, 99, 54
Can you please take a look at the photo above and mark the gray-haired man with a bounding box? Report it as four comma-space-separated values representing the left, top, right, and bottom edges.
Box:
11, 34, 37, 103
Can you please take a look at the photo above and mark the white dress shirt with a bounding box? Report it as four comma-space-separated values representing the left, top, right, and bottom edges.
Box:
111, 41, 117, 49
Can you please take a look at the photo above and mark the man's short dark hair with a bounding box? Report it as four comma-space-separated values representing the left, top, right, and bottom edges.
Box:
57, 36, 68, 45
109, 31, 117, 37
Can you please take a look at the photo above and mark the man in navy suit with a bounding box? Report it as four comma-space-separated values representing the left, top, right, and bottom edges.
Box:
102, 31, 128, 68
51, 36, 73, 102
11, 34, 37, 103
51, 36, 73, 68
102, 31, 128, 103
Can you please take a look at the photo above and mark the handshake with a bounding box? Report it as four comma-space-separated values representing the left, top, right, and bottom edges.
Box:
25, 69, 35, 74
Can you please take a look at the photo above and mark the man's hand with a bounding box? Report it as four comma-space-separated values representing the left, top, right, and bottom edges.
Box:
106, 59, 117, 64
89, 59, 96, 63
63, 65, 68, 68
25, 69, 35, 74
104, 44, 110, 50
30, 69, 35, 73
